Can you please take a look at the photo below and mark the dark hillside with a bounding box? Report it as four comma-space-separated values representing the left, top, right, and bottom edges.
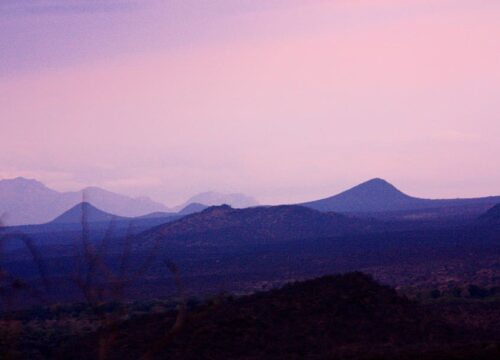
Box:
59, 272, 500, 360
141, 204, 372, 246
478, 203, 500, 224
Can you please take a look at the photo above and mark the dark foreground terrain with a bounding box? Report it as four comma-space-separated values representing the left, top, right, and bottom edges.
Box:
1, 273, 498, 359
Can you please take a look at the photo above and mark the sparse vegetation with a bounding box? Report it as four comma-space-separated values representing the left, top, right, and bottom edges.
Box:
0, 194, 189, 359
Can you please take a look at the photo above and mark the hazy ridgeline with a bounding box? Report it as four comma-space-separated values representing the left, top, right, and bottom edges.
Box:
1, 185, 500, 358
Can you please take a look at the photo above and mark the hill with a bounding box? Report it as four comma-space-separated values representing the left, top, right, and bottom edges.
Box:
60, 272, 500, 359
142, 204, 371, 247
302, 178, 500, 215
174, 191, 258, 210
177, 202, 208, 215
0, 177, 168, 225
49, 202, 128, 224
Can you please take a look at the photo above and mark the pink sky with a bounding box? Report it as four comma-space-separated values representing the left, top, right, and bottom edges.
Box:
1, 0, 500, 205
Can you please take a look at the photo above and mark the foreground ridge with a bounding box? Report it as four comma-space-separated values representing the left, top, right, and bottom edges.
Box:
60, 272, 500, 359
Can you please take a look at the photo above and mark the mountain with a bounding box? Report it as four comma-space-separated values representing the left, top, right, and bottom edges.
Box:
177, 202, 208, 215
143, 204, 370, 246
302, 178, 500, 214
0, 177, 60, 225
0, 177, 168, 225
138, 203, 208, 219
75, 186, 168, 218
49, 202, 128, 224
302, 178, 419, 212
175, 191, 258, 210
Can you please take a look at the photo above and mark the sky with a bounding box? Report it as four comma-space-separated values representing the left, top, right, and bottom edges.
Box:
1, 0, 500, 206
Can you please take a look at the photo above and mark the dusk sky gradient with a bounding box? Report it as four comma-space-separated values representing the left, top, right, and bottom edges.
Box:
1, 0, 500, 206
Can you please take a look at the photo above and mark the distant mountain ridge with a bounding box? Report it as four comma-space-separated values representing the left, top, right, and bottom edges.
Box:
138, 203, 208, 220
302, 178, 500, 214
177, 202, 209, 215
0, 177, 169, 225
175, 191, 258, 210
3, 176, 499, 225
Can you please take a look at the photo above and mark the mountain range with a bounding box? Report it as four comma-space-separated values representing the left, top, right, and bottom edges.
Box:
2, 176, 499, 226
0, 177, 169, 226
0, 178, 256, 226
